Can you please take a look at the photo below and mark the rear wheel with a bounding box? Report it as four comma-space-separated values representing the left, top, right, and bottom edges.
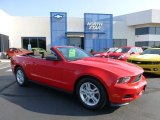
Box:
76, 77, 108, 110
15, 67, 28, 86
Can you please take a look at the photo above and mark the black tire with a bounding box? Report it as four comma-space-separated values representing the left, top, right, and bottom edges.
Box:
15, 67, 28, 87
76, 77, 108, 110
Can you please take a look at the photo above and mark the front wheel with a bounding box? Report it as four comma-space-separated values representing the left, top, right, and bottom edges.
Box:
15, 67, 28, 87
76, 77, 108, 110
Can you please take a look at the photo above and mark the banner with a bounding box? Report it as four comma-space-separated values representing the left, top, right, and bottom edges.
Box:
84, 13, 113, 52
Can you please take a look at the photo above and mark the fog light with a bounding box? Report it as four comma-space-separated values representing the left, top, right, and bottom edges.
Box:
124, 94, 133, 98
153, 68, 158, 71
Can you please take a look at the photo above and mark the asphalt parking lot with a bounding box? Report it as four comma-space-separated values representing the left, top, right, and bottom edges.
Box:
0, 61, 160, 120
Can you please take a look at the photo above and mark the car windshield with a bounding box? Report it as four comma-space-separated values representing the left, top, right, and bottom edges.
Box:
141, 49, 160, 55
115, 47, 130, 53
57, 47, 90, 61
107, 48, 118, 52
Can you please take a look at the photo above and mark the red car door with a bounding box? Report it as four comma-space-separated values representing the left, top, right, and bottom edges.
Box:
32, 58, 66, 88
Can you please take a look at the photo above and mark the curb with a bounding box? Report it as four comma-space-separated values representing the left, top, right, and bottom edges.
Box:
0, 59, 10, 63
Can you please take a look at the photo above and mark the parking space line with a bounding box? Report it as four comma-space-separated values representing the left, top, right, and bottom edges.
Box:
0, 63, 6, 66
6, 69, 12, 72
0, 66, 11, 70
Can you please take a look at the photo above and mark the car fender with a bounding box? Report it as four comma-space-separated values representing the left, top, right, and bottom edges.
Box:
73, 66, 119, 93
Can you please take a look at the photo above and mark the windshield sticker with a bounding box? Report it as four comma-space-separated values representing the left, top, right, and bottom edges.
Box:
69, 48, 76, 58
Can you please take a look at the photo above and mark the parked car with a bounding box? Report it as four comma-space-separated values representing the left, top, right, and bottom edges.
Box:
108, 46, 143, 61
6, 48, 32, 59
94, 47, 118, 58
11, 46, 147, 110
91, 48, 108, 56
141, 46, 151, 51
127, 48, 160, 75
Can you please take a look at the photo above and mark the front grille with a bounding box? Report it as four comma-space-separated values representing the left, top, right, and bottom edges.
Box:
127, 60, 160, 65
127, 59, 132, 62
133, 74, 142, 83
143, 68, 151, 71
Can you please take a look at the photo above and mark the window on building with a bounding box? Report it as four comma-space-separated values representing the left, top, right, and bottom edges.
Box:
135, 27, 160, 35
135, 41, 160, 47
135, 41, 148, 47
22, 37, 46, 50
135, 27, 149, 35
156, 27, 160, 34
0, 34, 9, 52
149, 27, 156, 34
113, 39, 127, 47
149, 41, 160, 47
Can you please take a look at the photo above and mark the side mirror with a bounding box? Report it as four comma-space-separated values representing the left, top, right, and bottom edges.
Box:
46, 55, 59, 61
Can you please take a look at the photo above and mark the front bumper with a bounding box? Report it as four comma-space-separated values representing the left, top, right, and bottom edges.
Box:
109, 77, 147, 104
138, 64, 160, 75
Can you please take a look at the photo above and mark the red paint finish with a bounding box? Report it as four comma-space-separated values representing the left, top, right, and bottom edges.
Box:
6, 48, 32, 58
11, 46, 147, 105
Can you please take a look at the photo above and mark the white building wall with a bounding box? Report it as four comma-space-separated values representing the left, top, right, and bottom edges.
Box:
113, 21, 135, 46
126, 10, 152, 26
0, 9, 11, 36
151, 10, 160, 23
10, 17, 50, 50
126, 9, 160, 26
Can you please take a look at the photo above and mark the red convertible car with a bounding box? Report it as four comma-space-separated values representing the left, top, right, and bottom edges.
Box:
11, 46, 147, 110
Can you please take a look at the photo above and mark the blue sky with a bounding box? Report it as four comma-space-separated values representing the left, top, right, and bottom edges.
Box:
0, 0, 160, 17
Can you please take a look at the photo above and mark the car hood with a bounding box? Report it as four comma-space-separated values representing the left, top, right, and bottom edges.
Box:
128, 54, 160, 61
71, 57, 143, 77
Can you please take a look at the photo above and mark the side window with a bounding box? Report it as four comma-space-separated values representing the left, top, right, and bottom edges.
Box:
129, 48, 134, 53
129, 48, 137, 53
138, 48, 143, 53
44, 49, 59, 59
50, 50, 57, 56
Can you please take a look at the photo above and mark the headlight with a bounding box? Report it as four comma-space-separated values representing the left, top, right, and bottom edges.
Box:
94, 54, 100, 57
118, 55, 125, 59
117, 76, 131, 84
103, 53, 107, 56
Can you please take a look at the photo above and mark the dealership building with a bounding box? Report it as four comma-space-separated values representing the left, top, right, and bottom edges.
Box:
1, 9, 160, 53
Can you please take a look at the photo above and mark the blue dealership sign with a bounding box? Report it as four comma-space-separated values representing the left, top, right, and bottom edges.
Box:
50, 12, 67, 46
84, 13, 113, 52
